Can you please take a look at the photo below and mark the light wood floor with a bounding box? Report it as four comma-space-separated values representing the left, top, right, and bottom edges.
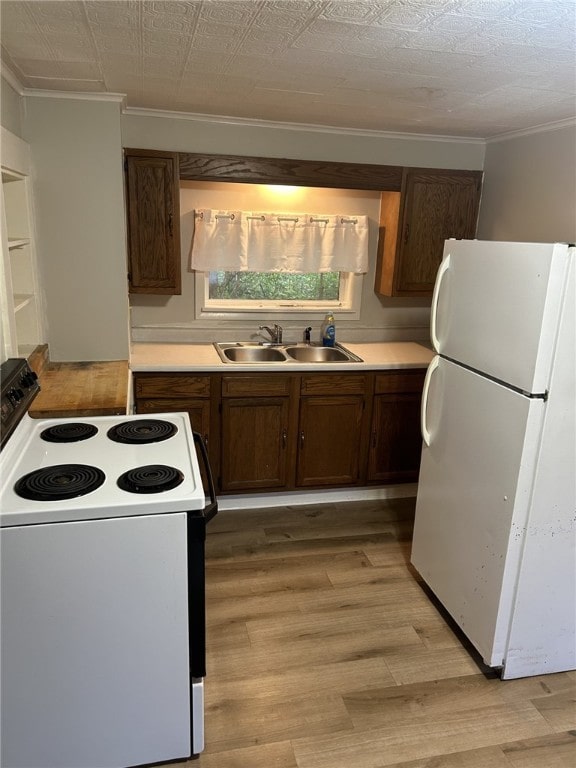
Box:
176, 498, 576, 767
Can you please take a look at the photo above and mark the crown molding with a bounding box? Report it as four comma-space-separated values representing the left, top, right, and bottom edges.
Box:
487, 117, 576, 143
122, 105, 487, 144
1, 63, 25, 95
22, 88, 126, 106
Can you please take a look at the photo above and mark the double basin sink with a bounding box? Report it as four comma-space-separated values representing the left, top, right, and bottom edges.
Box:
214, 342, 363, 364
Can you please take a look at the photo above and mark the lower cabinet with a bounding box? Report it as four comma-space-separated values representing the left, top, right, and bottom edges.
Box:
133, 368, 425, 495
220, 375, 294, 492
297, 374, 369, 487
367, 371, 426, 483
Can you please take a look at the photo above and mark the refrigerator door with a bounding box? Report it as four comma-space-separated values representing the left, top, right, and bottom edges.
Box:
431, 240, 571, 394
411, 356, 545, 668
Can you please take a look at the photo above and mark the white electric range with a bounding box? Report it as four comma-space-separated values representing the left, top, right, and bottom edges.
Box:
0, 357, 217, 768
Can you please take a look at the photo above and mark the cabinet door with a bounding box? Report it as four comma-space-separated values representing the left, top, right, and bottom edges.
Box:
220, 397, 290, 492
125, 150, 181, 295
297, 395, 364, 487
382, 168, 482, 297
368, 392, 422, 483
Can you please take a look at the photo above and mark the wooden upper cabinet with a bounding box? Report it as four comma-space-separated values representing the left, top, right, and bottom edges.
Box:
375, 168, 483, 297
124, 149, 181, 295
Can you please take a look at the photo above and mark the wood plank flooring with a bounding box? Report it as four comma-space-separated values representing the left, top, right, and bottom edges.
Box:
176, 498, 576, 767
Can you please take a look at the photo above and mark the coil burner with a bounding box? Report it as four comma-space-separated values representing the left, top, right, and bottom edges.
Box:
117, 464, 184, 494
40, 423, 98, 443
107, 420, 177, 445
14, 464, 106, 501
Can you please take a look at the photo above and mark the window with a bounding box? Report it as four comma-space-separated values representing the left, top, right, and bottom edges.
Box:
195, 269, 362, 319
208, 271, 339, 301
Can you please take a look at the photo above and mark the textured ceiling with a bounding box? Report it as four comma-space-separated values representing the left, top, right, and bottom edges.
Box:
1, 0, 575, 139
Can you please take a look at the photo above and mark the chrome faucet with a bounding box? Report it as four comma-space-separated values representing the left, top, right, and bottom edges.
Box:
259, 324, 283, 344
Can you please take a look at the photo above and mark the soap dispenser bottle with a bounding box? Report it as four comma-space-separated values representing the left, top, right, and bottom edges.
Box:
321, 313, 336, 347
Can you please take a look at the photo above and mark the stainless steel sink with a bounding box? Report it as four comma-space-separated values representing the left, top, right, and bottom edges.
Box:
284, 345, 351, 362
222, 346, 286, 363
214, 342, 362, 364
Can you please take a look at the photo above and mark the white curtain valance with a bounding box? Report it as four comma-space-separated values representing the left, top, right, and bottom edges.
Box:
189, 209, 369, 273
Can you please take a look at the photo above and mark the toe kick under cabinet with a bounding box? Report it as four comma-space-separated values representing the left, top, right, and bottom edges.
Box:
133, 369, 426, 494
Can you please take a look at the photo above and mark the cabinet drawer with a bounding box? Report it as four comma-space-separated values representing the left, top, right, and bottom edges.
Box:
375, 370, 426, 394
222, 375, 292, 397
300, 374, 367, 396
135, 375, 211, 398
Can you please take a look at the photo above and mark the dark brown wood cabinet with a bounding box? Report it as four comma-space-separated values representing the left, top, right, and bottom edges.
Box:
367, 371, 426, 483
124, 149, 181, 295
296, 374, 369, 487
375, 168, 483, 297
219, 375, 296, 493
133, 368, 426, 495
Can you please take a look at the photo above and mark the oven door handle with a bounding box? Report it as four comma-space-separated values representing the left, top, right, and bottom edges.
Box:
193, 431, 218, 522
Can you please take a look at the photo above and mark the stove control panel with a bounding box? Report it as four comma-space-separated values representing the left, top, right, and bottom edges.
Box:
1, 358, 40, 450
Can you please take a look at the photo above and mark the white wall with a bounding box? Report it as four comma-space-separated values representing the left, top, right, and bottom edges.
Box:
477, 123, 576, 243
121, 112, 486, 169
0, 77, 23, 138
24, 97, 130, 361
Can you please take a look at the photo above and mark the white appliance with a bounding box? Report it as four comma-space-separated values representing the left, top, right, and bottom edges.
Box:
411, 240, 575, 680
0, 358, 217, 768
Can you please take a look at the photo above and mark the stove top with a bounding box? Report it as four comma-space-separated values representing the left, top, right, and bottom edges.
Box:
0, 360, 206, 527
1, 411, 205, 526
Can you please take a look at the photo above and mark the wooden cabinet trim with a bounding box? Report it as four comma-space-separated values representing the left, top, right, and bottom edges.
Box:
300, 373, 368, 395
134, 373, 211, 398
178, 152, 403, 191
222, 375, 292, 397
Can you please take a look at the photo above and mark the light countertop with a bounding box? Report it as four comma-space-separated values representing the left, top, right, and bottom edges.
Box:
130, 341, 434, 373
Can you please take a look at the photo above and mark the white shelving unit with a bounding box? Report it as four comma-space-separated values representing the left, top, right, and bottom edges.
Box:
1, 128, 44, 361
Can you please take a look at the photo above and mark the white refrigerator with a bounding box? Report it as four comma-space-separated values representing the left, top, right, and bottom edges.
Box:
411, 239, 575, 680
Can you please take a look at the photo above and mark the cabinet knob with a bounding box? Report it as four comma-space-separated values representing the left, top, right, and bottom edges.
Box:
300, 431, 305, 449
282, 428, 287, 448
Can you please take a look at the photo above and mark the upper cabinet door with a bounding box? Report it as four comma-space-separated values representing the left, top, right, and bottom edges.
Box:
376, 168, 483, 298
124, 149, 181, 295
396, 168, 483, 296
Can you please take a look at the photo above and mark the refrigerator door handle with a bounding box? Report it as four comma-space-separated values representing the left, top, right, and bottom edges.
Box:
430, 254, 451, 352
421, 356, 440, 447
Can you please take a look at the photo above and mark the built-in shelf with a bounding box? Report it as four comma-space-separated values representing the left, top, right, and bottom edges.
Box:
1, 127, 44, 360
13, 293, 34, 313
8, 238, 30, 250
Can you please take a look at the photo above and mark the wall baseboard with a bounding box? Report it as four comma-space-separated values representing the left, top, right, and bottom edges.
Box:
216, 483, 417, 511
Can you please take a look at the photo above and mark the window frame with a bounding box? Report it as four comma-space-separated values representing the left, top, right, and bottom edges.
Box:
194, 270, 363, 321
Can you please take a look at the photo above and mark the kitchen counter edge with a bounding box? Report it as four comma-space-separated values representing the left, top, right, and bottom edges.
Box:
130, 342, 434, 372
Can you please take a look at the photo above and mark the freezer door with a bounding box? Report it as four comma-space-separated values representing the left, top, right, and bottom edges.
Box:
431, 240, 571, 394
412, 357, 545, 668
